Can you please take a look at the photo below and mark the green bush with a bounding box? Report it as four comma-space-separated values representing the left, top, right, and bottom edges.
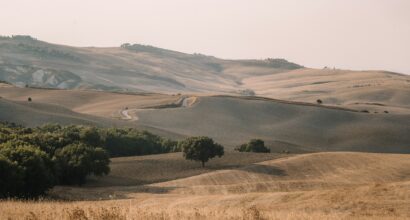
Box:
80, 127, 102, 147
0, 144, 55, 198
0, 122, 181, 197
235, 139, 270, 153
0, 155, 24, 198
161, 138, 180, 152
54, 143, 110, 185
180, 136, 224, 167
100, 128, 179, 157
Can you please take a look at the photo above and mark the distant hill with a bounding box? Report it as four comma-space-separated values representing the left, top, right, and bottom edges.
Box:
1, 36, 410, 154
0, 35, 302, 94
2, 36, 409, 114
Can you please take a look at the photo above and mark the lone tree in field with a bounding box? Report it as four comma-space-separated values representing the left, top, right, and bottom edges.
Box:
181, 136, 224, 168
27, 97, 32, 102
316, 99, 322, 104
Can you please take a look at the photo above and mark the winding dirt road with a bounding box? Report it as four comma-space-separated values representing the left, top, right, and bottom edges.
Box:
119, 96, 196, 121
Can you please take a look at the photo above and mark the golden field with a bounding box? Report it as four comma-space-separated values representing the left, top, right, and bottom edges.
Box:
1, 152, 409, 219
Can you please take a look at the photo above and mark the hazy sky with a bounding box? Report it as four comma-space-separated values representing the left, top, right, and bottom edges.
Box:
1, 0, 410, 74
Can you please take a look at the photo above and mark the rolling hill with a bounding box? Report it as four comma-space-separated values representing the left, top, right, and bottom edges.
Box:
1, 35, 409, 115
13, 152, 407, 219
136, 96, 410, 152
0, 36, 409, 153
153, 152, 410, 195
243, 68, 410, 113
0, 35, 301, 94
1, 83, 409, 153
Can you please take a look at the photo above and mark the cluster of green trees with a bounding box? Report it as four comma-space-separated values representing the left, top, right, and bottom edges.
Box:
0, 123, 180, 198
1, 122, 274, 198
235, 139, 270, 153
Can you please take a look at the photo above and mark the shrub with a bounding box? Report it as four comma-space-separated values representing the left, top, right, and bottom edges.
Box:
0, 122, 180, 197
180, 136, 224, 167
100, 128, 177, 157
316, 99, 323, 104
0, 155, 24, 198
0, 144, 55, 198
235, 139, 270, 153
161, 138, 180, 152
53, 143, 110, 185
80, 127, 102, 147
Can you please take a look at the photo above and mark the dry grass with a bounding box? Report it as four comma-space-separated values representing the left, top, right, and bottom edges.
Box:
0, 85, 178, 118
86, 152, 286, 187
1, 152, 408, 219
2, 183, 410, 220
151, 152, 410, 195
242, 68, 410, 114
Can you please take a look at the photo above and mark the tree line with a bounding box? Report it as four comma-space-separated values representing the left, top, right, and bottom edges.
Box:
0, 123, 181, 198
0, 122, 272, 199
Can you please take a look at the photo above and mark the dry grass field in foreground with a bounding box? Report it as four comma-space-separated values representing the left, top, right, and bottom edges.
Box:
1, 152, 410, 219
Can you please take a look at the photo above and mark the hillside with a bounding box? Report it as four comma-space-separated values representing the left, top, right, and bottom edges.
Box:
243, 68, 410, 113
0, 89, 185, 139
1, 36, 410, 115
9, 152, 408, 219
0, 35, 301, 94
1, 84, 409, 153
153, 152, 410, 194
86, 152, 287, 187
0, 98, 120, 127
136, 96, 410, 152
0, 82, 180, 118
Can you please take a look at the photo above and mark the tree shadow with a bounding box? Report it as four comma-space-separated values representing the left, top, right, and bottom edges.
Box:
240, 164, 287, 176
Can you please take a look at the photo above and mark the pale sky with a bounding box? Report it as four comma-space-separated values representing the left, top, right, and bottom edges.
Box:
1, 0, 410, 74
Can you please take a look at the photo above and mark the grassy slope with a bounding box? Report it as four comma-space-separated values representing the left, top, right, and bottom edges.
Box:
4, 152, 409, 219
86, 152, 287, 187
243, 68, 410, 114
1, 84, 409, 153
137, 96, 410, 152
154, 152, 410, 194
0, 83, 179, 118
0, 98, 121, 127
0, 91, 184, 139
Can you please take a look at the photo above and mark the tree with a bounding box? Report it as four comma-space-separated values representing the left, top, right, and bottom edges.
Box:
235, 139, 270, 153
0, 156, 24, 198
80, 127, 101, 147
161, 138, 180, 152
316, 99, 323, 104
27, 97, 32, 102
181, 136, 224, 167
53, 143, 110, 185
0, 144, 55, 198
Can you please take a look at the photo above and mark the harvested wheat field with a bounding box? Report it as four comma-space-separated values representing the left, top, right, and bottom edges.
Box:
1, 152, 410, 220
